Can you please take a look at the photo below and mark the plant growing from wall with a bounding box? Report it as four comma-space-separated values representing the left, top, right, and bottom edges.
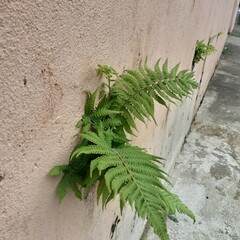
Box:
49, 59, 198, 240
192, 32, 223, 66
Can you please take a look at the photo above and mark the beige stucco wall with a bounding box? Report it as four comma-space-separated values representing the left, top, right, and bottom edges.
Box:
0, 1, 238, 240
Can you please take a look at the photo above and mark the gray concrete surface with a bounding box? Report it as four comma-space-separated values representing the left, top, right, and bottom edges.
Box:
142, 31, 240, 239
232, 24, 240, 37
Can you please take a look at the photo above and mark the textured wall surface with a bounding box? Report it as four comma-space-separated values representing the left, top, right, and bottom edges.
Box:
0, 1, 238, 240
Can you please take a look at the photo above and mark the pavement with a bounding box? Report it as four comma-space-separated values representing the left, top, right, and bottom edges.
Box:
142, 28, 240, 240
232, 24, 240, 38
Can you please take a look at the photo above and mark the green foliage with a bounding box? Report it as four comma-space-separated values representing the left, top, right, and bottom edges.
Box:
49, 59, 198, 240
193, 32, 223, 64
48, 165, 68, 176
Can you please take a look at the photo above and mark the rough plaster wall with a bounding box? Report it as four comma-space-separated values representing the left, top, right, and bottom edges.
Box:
0, 1, 237, 240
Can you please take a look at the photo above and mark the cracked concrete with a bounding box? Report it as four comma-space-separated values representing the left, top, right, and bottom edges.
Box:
142, 28, 240, 239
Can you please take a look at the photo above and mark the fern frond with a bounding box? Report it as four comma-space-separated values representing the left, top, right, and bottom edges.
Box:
71, 129, 194, 240
159, 190, 196, 222
84, 88, 98, 115
162, 59, 170, 77
109, 59, 198, 133
122, 109, 137, 129
72, 145, 113, 157
98, 118, 122, 129
91, 108, 120, 118
56, 173, 82, 202
48, 165, 68, 176
193, 34, 221, 65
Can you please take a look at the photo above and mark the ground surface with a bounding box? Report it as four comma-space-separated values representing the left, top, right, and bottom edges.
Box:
232, 24, 240, 37
142, 30, 240, 239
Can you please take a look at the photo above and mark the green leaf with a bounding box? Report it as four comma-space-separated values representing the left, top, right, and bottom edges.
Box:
57, 173, 71, 203
48, 165, 68, 176
170, 63, 180, 78
162, 59, 169, 76
154, 59, 164, 79
84, 88, 98, 115
69, 175, 82, 199
125, 69, 146, 87
120, 73, 139, 89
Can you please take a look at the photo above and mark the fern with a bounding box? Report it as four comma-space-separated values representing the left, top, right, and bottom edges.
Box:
110, 59, 197, 134
72, 128, 195, 240
49, 58, 198, 240
193, 32, 223, 65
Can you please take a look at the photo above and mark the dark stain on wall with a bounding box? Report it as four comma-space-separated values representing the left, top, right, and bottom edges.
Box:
23, 77, 27, 86
192, 0, 196, 10
130, 212, 137, 233
110, 215, 120, 239
0, 174, 5, 182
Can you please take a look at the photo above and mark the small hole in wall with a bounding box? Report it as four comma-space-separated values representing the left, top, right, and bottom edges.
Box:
23, 78, 27, 86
